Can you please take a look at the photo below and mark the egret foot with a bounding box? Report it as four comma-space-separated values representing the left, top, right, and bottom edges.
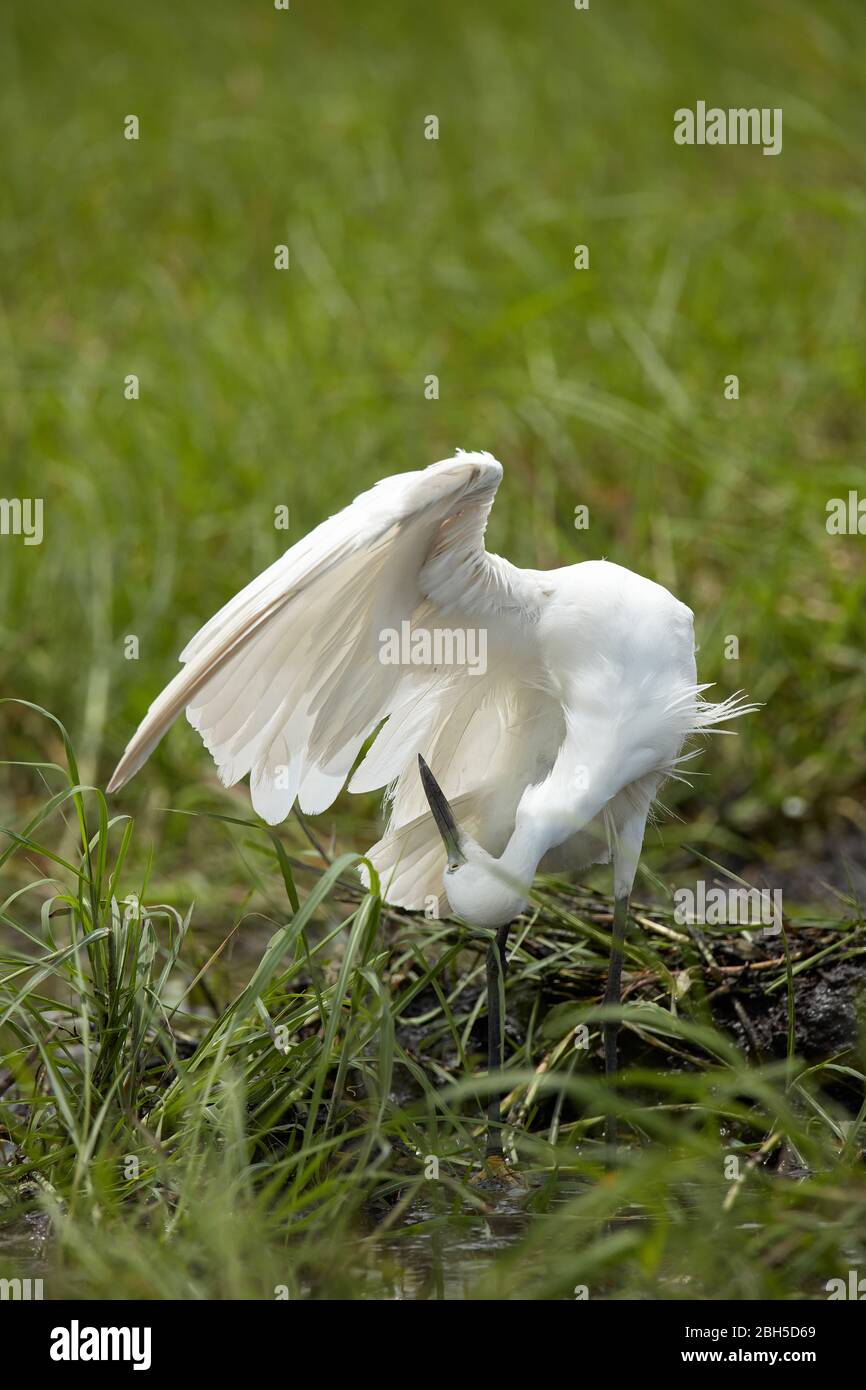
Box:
468, 1155, 525, 1191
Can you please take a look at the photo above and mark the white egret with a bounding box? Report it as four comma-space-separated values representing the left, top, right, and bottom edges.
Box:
108, 451, 755, 1157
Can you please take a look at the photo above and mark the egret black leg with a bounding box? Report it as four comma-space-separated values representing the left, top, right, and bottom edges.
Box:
485, 923, 510, 1157
603, 895, 629, 1151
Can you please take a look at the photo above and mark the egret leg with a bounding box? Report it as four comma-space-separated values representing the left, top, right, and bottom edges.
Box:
603, 894, 629, 1151
485, 923, 510, 1157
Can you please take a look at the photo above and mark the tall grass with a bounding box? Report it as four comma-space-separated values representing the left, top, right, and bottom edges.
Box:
1, 707, 864, 1299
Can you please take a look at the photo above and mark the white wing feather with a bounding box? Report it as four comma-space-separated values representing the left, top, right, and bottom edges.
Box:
107, 453, 544, 851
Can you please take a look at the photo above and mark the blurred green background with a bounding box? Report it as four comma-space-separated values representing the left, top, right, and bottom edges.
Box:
2, 0, 865, 916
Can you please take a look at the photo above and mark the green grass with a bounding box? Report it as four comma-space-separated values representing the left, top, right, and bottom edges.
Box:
1, 708, 865, 1299
1, 0, 866, 1298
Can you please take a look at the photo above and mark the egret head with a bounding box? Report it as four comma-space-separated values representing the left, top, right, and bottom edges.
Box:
418, 755, 530, 929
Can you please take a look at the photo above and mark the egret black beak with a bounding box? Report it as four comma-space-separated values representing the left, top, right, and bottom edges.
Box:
418, 755, 466, 870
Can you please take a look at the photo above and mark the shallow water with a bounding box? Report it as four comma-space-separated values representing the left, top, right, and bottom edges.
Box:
359, 1172, 590, 1298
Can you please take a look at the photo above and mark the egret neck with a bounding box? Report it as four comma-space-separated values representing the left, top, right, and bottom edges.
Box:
418, 756, 542, 929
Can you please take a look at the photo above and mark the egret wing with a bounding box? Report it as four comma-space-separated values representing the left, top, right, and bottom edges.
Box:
107, 452, 541, 827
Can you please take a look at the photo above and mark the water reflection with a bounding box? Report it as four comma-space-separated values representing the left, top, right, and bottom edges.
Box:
361, 1171, 588, 1299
